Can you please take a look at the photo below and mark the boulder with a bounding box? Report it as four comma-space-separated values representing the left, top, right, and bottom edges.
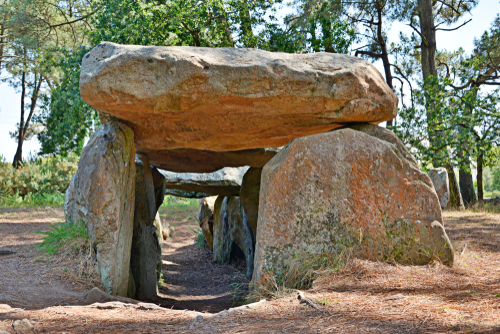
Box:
80, 42, 397, 173
64, 122, 135, 296
428, 168, 450, 209
239, 168, 262, 232
160, 167, 249, 197
227, 197, 255, 279
198, 197, 217, 251
252, 128, 454, 287
130, 154, 161, 299
212, 196, 232, 264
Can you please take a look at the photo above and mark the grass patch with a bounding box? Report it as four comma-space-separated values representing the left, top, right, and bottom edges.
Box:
0, 192, 65, 208
255, 249, 353, 300
37, 221, 102, 288
190, 227, 208, 250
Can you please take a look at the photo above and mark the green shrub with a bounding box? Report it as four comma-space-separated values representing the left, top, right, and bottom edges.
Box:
0, 154, 78, 207
190, 227, 208, 250
161, 195, 198, 208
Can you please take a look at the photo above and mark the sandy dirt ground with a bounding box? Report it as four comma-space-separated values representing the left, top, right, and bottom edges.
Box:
0, 206, 499, 333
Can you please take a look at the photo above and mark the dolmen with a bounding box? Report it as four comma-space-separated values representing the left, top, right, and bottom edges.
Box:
65, 42, 454, 297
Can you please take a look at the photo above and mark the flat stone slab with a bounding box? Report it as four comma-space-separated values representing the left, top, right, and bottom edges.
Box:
80, 43, 397, 172
160, 167, 249, 197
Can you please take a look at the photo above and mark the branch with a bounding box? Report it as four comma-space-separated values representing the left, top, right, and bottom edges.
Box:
355, 50, 383, 58
407, 23, 428, 46
47, 7, 100, 29
436, 19, 471, 32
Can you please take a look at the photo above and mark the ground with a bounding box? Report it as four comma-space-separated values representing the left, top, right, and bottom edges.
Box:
0, 206, 499, 333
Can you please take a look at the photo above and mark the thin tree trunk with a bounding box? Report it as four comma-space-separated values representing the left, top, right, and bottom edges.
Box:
13, 70, 26, 168
0, 23, 4, 77
477, 152, 483, 204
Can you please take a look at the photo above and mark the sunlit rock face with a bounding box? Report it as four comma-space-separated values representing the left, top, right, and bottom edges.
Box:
80, 42, 397, 173
251, 127, 454, 288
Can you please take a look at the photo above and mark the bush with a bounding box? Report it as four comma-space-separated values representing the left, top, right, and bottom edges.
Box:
0, 154, 78, 207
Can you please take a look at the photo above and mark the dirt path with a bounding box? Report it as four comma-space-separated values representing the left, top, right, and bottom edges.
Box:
1, 206, 500, 333
0, 207, 88, 310
156, 205, 248, 313
0, 206, 247, 313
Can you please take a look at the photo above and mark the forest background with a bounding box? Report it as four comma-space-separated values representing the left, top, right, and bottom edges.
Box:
1, 0, 500, 208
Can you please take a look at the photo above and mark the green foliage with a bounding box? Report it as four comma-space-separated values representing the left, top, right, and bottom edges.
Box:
161, 195, 198, 208
190, 227, 208, 250
394, 73, 500, 173
37, 47, 100, 156
37, 221, 89, 256
0, 192, 65, 208
0, 154, 78, 207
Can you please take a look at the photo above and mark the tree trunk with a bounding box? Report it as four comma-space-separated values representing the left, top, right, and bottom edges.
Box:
12, 70, 26, 168
12, 72, 42, 168
418, 0, 441, 166
477, 152, 483, 204
0, 23, 4, 77
445, 163, 464, 210
459, 167, 477, 207
417, 0, 437, 81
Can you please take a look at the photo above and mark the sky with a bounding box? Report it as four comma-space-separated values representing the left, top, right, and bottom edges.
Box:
0, 0, 499, 163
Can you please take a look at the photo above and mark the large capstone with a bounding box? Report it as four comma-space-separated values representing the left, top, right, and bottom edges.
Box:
252, 127, 454, 287
64, 122, 135, 296
80, 43, 397, 173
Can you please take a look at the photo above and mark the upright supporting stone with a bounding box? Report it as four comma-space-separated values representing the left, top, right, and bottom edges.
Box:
213, 196, 232, 264
429, 168, 450, 209
252, 127, 454, 288
64, 122, 135, 296
198, 197, 217, 251
130, 154, 161, 299
227, 197, 255, 279
240, 168, 262, 233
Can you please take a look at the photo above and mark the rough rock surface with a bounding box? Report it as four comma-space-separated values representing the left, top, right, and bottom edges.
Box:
428, 168, 450, 209
144, 147, 280, 174
252, 128, 454, 287
198, 197, 217, 251
153, 212, 163, 245
80, 42, 397, 172
165, 189, 213, 198
64, 122, 135, 296
151, 166, 166, 211
212, 196, 232, 265
160, 167, 249, 197
226, 197, 255, 279
130, 154, 161, 299
239, 168, 262, 232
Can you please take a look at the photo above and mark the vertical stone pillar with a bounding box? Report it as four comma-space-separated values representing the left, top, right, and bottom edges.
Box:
130, 154, 161, 299
64, 122, 136, 297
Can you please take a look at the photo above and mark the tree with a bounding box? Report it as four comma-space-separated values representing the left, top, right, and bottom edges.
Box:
0, 0, 95, 166
37, 47, 99, 156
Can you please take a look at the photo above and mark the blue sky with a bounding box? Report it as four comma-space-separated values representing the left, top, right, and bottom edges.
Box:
0, 0, 499, 162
